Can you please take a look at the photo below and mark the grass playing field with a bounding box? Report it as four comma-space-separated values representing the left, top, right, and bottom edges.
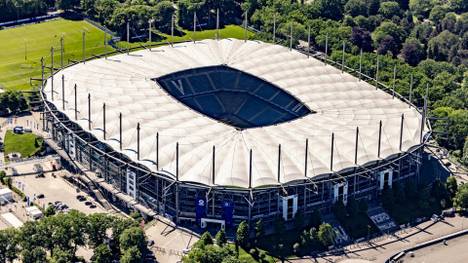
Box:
116, 25, 254, 49
4, 130, 43, 158
0, 18, 114, 91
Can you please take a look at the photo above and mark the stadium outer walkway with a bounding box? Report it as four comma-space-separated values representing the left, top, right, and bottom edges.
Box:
290, 215, 468, 262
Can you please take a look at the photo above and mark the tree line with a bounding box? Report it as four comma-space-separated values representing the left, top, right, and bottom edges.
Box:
0, 0, 50, 23
0, 91, 29, 115
0, 211, 147, 263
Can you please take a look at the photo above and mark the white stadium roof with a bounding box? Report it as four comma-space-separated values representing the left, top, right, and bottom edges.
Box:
43, 39, 426, 188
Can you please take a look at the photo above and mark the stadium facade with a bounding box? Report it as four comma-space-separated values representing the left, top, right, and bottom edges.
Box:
41, 39, 430, 228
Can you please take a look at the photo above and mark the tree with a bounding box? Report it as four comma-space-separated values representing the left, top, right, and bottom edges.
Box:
429, 6, 448, 22
446, 176, 459, 199
400, 38, 426, 66
428, 30, 460, 62
182, 244, 237, 263
56, 0, 80, 10
120, 246, 142, 263
309, 209, 322, 228
344, 0, 368, 17
196, 232, 213, 248
462, 138, 468, 166
378, 1, 401, 19
350, 27, 373, 52
86, 213, 112, 248
454, 183, 468, 209
317, 223, 335, 247
22, 247, 47, 263
311, 0, 343, 20
119, 227, 146, 252
91, 244, 113, 263
50, 248, 75, 263
215, 229, 227, 247
254, 219, 264, 240
236, 221, 249, 248
44, 204, 56, 217
409, 0, 434, 18
377, 35, 399, 56
372, 21, 406, 49
0, 228, 19, 263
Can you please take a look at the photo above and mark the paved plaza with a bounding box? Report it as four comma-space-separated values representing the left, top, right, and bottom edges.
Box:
12, 172, 107, 214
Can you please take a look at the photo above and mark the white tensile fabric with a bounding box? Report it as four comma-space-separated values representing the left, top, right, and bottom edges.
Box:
43, 39, 426, 188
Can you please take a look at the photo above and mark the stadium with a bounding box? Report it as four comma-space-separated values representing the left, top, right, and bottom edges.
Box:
40, 39, 430, 228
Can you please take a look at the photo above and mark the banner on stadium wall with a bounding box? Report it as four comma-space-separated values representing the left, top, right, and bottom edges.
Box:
67, 132, 76, 160
195, 197, 206, 223
223, 201, 234, 227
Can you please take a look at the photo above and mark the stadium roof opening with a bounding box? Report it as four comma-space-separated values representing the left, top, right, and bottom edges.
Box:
155, 65, 313, 129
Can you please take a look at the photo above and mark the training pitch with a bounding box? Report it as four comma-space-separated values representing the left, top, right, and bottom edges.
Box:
0, 18, 113, 91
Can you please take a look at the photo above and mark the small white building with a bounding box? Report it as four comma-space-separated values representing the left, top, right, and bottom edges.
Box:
25, 206, 43, 220
1, 212, 23, 228
0, 188, 13, 203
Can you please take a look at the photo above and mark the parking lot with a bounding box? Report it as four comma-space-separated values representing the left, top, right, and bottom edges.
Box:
12, 171, 107, 214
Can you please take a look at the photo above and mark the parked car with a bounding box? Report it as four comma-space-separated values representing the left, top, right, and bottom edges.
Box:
13, 126, 23, 134
76, 195, 86, 201
36, 193, 45, 199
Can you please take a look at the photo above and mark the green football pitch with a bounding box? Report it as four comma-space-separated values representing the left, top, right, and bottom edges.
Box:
0, 18, 114, 91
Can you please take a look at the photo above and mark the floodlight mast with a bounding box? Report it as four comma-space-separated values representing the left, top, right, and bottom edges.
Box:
289, 23, 293, 51
392, 64, 397, 98
149, 19, 152, 44
74, 84, 77, 120
82, 31, 86, 63
216, 8, 220, 40
330, 133, 334, 171
102, 103, 106, 140
137, 123, 140, 160
193, 11, 197, 43
212, 145, 216, 185
61, 75, 65, 110
156, 132, 159, 170
40, 57, 44, 90
375, 56, 380, 89
272, 13, 276, 43
248, 149, 253, 188
119, 112, 123, 150
304, 138, 308, 177
243, 11, 248, 42
341, 41, 345, 72
307, 25, 311, 58
359, 49, 363, 81
126, 21, 130, 54
171, 14, 174, 47
277, 144, 281, 183
354, 127, 359, 165
50, 47, 54, 101
409, 74, 414, 107
87, 93, 91, 130
420, 84, 429, 143
378, 120, 382, 158
60, 36, 64, 68
399, 114, 405, 151
324, 34, 328, 65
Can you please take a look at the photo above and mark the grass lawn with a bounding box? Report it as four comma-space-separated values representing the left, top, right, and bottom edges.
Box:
116, 25, 254, 49
4, 130, 43, 158
0, 18, 114, 91
227, 244, 276, 263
